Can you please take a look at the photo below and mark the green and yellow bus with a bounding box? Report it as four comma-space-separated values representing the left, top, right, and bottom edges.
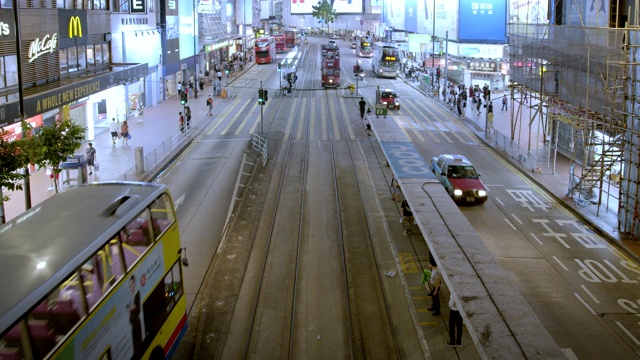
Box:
0, 182, 186, 360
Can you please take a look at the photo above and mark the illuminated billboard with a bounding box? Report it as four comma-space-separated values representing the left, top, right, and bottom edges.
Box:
509, 0, 548, 24
291, 0, 363, 15
458, 0, 506, 42
434, 0, 458, 41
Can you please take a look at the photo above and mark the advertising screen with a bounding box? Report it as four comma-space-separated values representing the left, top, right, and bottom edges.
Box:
291, 0, 363, 14
179, 0, 195, 60
458, 0, 506, 42
509, 0, 548, 23
434, 0, 458, 41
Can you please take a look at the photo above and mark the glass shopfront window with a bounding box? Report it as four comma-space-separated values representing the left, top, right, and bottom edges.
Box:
68, 47, 77, 72
59, 48, 68, 73
87, 45, 95, 66
0, 55, 18, 88
95, 44, 103, 64
78, 45, 87, 69
102, 44, 109, 64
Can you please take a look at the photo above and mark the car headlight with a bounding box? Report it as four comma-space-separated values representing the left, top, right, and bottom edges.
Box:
478, 190, 487, 197
382, 101, 387, 105
453, 189, 463, 196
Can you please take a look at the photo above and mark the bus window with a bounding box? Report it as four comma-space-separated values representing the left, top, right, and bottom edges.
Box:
150, 193, 176, 239
121, 209, 153, 270
142, 261, 184, 346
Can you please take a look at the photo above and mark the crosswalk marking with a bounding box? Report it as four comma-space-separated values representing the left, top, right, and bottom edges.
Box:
320, 96, 328, 140
235, 99, 260, 135
221, 98, 253, 135
329, 96, 340, 140
284, 97, 301, 139
338, 96, 356, 140
414, 99, 478, 144
206, 97, 242, 136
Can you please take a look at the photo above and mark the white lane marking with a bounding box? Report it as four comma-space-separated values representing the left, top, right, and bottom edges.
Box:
511, 213, 523, 224
504, 218, 517, 231
617, 322, 640, 345
494, 197, 505, 206
174, 193, 186, 211
553, 256, 568, 271
531, 233, 544, 246
516, 185, 532, 188
580, 285, 600, 304
574, 293, 597, 315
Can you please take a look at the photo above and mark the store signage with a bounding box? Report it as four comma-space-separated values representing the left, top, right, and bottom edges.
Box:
68, 16, 82, 38
130, 0, 146, 14
28, 34, 58, 63
197, 0, 213, 14
468, 61, 497, 72
0, 9, 15, 41
120, 17, 149, 25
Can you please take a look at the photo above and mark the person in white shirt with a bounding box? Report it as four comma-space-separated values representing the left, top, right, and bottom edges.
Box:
109, 118, 119, 145
447, 294, 463, 348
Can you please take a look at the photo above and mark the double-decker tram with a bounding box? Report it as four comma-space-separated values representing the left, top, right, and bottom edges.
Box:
356, 35, 373, 57
321, 44, 341, 87
284, 29, 301, 48
372, 43, 400, 78
255, 37, 276, 64
0, 182, 186, 360
273, 34, 286, 53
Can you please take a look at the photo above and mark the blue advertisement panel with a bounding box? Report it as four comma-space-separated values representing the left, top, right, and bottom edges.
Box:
405, 0, 418, 33
458, 0, 506, 42
291, 0, 363, 14
380, 142, 435, 179
179, 0, 195, 60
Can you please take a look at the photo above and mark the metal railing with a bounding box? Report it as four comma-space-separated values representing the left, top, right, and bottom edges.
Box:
251, 132, 268, 166
117, 133, 188, 181
491, 130, 539, 172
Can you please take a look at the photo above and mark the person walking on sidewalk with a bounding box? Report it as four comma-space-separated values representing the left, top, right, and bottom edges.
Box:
179, 112, 185, 134
358, 97, 366, 119
428, 257, 442, 316
487, 101, 494, 130
109, 118, 119, 145
364, 108, 372, 136
207, 96, 213, 116
501, 95, 508, 110
120, 121, 130, 146
85, 143, 96, 175
184, 106, 192, 130
447, 294, 463, 348
177, 82, 182, 96
475, 95, 482, 116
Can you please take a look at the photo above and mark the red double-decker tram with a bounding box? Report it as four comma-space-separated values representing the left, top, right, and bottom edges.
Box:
356, 35, 373, 57
321, 44, 340, 87
273, 34, 286, 53
255, 37, 276, 64
284, 29, 301, 48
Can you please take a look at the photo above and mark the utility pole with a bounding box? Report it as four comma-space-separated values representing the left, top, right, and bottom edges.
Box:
13, 0, 30, 213
259, 81, 264, 133
443, 31, 449, 101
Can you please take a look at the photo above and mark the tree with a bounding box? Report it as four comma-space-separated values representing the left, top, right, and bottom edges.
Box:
0, 130, 29, 223
28, 120, 85, 193
312, 0, 338, 32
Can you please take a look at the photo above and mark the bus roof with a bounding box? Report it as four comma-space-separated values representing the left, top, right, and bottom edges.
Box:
0, 182, 168, 331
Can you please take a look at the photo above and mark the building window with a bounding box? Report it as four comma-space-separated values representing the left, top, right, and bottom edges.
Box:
102, 44, 109, 64
86, 45, 95, 66
114, 0, 128, 12
59, 48, 68, 73
67, 47, 77, 72
95, 44, 102, 64
147, 0, 153, 12
78, 45, 86, 69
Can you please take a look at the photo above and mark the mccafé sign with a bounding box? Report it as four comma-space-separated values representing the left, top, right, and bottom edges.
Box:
28, 34, 58, 63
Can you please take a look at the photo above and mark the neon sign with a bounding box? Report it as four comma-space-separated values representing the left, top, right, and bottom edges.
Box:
28, 34, 58, 63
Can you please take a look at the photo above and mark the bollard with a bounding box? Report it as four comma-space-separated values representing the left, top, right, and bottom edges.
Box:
135, 146, 145, 174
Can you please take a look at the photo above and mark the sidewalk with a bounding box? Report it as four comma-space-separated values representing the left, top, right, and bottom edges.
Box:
2, 72, 242, 223
401, 71, 640, 261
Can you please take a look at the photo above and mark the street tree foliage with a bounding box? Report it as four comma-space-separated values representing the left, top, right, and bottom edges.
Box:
312, 0, 338, 31
27, 120, 85, 193
0, 130, 28, 203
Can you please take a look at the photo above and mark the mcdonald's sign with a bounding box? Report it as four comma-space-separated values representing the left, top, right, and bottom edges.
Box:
68, 15, 82, 38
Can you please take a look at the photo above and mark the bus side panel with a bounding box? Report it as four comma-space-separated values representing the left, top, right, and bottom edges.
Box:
52, 225, 183, 360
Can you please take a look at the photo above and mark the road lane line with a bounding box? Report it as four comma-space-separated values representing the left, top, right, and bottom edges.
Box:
552, 255, 568, 270
338, 96, 356, 140
574, 293, 597, 315
580, 285, 600, 303
495, 197, 505, 206
284, 97, 304, 138
236, 99, 261, 134
329, 96, 340, 140
616, 322, 640, 345
504, 218, 517, 230
531, 233, 544, 246
511, 213, 523, 224
206, 97, 242, 135
221, 98, 252, 135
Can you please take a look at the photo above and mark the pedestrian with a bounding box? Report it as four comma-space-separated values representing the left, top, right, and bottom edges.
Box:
523, 90, 528, 103
179, 112, 185, 134
207, 96, 213, 116
447, 294, 463, 348
476, 95, 482, 116
184, 105, 192, 130
85, 142, 96, 175
428, 256, 442, 316
120, 121, 130, 146
502, 95, 508, 110
488, 101, 494, 130
177, 82, 182, 96
109, 118, 119, 145
401, 199, 413, 235
216, 70, 222, 82
358, 97, 366, 119
364, 108, 372, 136
456, 97, 462, 117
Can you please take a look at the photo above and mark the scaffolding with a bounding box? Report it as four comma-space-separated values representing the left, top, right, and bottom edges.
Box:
508, 19, 640, 237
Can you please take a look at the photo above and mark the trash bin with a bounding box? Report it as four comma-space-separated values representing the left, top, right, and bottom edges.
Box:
221, 88, 227, 98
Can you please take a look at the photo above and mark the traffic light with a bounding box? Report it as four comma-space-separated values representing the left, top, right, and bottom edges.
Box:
258, 89, 264, 104
263, 90, 268, 102
180, 92, 188, 105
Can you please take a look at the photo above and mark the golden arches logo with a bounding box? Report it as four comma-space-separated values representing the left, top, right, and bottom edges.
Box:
68, 16, 82, 38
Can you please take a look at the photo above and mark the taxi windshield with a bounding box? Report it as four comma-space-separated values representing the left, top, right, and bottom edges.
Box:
447, 165, 478, 179
381, 92, 396, 98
